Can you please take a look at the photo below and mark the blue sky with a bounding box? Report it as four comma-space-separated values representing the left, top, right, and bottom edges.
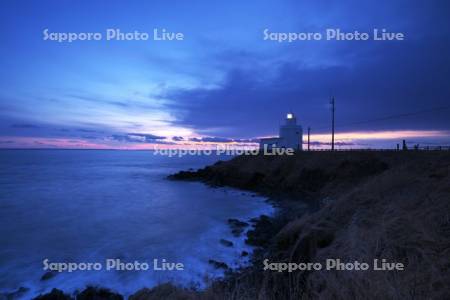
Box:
0, 0, 449, 149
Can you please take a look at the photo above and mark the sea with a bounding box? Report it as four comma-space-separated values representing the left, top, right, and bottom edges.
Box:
0, 150, 274, 298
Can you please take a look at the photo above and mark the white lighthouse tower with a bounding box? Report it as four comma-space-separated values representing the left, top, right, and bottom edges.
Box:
279, 113, 303, 150
259, 112, 303, 150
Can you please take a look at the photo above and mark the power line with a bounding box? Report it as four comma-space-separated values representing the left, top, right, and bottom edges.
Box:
315, 104, 450, 131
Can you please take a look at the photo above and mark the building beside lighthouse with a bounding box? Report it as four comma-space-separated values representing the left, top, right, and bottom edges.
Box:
259, 113, 303, 150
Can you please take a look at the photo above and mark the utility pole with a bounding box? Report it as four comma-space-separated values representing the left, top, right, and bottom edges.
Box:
331, 96, 335, 151
307, 127, 311, 151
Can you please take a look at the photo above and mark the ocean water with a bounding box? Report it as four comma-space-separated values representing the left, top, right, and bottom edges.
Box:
0, 150, 274, 298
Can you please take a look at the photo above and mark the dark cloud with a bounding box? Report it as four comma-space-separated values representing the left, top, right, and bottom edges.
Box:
66, 93, 160, 111
110, 133, 168, 144
67, 94, 131, 109
172, 136, 184, 141
190, 137, 234, 143
130, 133, 166, 140
164, 38, 450, 137
235, 138, 259, 143
77, 129, 101, 133
162, 1, 450, 139
188, 136, 259, 143
11, 124, 39, 129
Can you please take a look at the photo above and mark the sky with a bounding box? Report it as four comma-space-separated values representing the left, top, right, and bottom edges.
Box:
0, 0, 449, 149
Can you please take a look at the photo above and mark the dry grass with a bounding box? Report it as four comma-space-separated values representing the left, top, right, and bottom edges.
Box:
273, 152, 450, 299
158, 152, 450, 299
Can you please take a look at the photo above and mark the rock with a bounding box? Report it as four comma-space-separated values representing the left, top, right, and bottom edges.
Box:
220, 239, 233, 247
228, 218, 249, 228
228, 218, 249, 236
167, 170, 198, 181
76, 287, 123, 300
250, 215, 269, 224
245, 215, 275, 247
208, 259, 229, 270
33, 288, 71, 300
231, 228, 244, 237
41, 271, 57, 281
129, 283, 196, 300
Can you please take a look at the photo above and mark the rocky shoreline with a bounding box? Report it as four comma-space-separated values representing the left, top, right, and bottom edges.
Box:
26, 212, 276, 300
31, 151, 450, 299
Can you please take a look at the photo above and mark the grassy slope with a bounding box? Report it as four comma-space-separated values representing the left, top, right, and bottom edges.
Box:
167, 151, 450, 299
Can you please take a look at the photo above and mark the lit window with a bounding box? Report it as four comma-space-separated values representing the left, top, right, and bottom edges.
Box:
287, 113, 293, 119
